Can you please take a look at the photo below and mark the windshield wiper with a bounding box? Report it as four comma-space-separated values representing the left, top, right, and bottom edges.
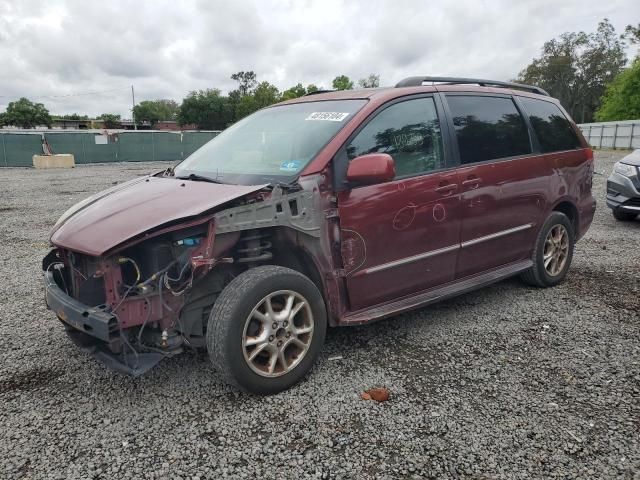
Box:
268, 180, 300, 192
175, 173, 226, 184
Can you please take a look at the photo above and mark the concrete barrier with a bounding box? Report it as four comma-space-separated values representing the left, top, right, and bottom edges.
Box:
32, 154, 75, 169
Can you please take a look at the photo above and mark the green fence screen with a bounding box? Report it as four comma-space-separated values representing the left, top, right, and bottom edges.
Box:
183, 131, 219, 157
0, 131, 220, 167
2, 134, 44, 167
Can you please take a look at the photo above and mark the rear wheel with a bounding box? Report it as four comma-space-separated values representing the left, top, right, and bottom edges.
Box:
612, 208, 637, 221
207, 266, 327, 394
521, 212, 574, 288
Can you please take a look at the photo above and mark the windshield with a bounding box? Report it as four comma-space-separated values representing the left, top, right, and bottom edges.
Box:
174, 99, 367, 185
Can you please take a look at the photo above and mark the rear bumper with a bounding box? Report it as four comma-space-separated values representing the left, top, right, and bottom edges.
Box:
606, 172, 640, 213
44, 270, 164, 375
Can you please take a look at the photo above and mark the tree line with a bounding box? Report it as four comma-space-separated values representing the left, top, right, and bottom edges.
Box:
0, 101, 127, 130
172, 72, 379, 130
1, 19, 638, 130
0, 73, 379, 130
515, 19, 639, 122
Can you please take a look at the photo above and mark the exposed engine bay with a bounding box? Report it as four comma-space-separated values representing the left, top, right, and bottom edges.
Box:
42, 181, 328, 375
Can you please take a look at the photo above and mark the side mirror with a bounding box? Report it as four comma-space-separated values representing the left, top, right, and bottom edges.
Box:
346, 153, 396, 185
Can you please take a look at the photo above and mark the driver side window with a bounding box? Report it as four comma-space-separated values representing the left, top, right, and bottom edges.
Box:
346, 97, 444, 178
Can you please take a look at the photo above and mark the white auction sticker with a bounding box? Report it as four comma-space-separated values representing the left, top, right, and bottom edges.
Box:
305, 112, 350, 122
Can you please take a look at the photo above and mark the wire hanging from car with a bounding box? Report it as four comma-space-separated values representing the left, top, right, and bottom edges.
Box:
136, 297, 153, 347
111, 258, 142, 368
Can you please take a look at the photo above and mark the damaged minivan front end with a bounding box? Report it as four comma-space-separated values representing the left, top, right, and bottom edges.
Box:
42, 96, 369, 393
44, 215, 222, 375
43, 171, 322, 375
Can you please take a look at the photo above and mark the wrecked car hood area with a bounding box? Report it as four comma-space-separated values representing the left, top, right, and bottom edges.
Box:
43, 174, 324, 375
50, 175, 267, 256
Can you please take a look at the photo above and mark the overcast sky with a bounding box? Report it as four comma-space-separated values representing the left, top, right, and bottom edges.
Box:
1, 0, 638, 118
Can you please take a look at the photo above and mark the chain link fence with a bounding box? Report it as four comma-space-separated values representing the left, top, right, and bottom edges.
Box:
0, 130, 220, 167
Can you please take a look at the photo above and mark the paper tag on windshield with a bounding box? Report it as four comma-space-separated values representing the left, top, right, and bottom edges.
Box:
305, 112, 350, 122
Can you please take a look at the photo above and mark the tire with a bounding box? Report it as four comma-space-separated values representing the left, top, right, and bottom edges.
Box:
207, 265, 327, 394
612, 209, 637, 221
521, 212, 574, 288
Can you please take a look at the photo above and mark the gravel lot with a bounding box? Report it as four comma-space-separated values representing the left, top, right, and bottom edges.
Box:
1, 151, 638, 479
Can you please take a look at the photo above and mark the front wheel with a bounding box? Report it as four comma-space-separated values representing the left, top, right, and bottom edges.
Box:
521, 212, 574, 288
207, 266, 327, 394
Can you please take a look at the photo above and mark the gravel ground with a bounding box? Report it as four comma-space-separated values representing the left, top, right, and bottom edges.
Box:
0, 151, 638, 479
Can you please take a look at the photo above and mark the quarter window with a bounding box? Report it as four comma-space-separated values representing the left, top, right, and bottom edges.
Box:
447, 95, 531, 164
346, 97, 444, 178
519, 97, 581, 153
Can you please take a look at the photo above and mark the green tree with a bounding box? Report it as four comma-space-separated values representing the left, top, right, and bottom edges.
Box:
623, 23, 640, 44
0, 97, 52, 128
178, 89, 232, 130
228, 71, 259, 121
231, 71, 258, 96
282, 83, 307, 100
281, 83, 321, 100
235, 81, 281, 119
226, 89, 243, 122
516, 19, 626, 123
98, 113, 121, 128
358, 74, 380, 88
234, 95, 258, 120
253, 81, 281, 107
133, 99, 179, 126
228, 71, 282, 121
595, 58, 640, 121
332, 75, 354, 90
56, 113, 88, 120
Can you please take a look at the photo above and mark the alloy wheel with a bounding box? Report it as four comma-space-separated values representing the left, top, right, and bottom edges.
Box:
242, 290, 314, 377
543, 224, 569, 276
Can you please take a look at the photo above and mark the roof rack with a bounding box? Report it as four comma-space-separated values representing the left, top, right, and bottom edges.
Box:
395, 76, 549, 96
303, 89, 336, 96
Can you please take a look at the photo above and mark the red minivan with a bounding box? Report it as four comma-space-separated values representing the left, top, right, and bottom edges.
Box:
43, 77, 596, 394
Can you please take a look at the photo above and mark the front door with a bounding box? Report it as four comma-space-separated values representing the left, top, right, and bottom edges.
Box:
336, 96, 461, 311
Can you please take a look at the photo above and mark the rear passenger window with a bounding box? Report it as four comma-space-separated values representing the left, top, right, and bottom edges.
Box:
346, 97, 444, 178
447, 95, 531, 164
519, 97, 581, 152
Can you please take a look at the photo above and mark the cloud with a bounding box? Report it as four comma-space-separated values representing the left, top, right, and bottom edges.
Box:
0, 0, 638, 117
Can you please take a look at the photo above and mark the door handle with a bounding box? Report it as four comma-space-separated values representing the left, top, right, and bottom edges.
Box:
462, 177, 481, 188
435, 183, 458, 193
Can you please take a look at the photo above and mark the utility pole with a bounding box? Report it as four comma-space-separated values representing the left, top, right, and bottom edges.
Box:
131, 85, 137, 130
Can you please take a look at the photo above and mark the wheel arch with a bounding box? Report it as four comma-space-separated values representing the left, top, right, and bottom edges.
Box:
242, 224, 339, 326
270, 245, 326, 300
551, 199, 579, 235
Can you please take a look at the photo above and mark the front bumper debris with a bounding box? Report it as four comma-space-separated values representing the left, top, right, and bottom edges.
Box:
44, 270, 117, 342
44, 270, 165, 375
